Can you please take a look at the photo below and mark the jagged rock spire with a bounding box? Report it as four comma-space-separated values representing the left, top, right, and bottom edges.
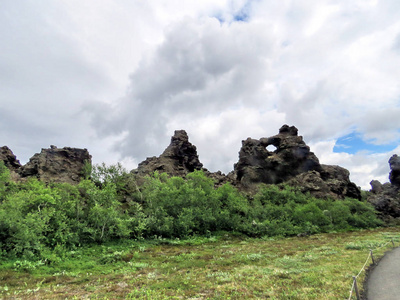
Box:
133, 130, 203, 177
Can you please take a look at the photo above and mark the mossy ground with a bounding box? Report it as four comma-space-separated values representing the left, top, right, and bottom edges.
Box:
0, 227, 399, 299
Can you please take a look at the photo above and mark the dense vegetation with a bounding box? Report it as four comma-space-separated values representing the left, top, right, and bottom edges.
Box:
0, 161, 382, 262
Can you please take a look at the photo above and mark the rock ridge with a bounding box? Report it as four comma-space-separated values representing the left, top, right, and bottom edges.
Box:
231, 125, 360, 199
132, 125, 361, 200
1, 125, 362, 200
0, 145, 91, 185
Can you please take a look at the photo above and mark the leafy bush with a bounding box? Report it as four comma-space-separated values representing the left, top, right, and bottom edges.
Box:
0, 161, 11, 201
0, 162, 383, 261
243, 185, 382, 237
0, 168, 148, 260
89, 162, 142, 203
0, 179, 68, 258
142, 171, 250, 238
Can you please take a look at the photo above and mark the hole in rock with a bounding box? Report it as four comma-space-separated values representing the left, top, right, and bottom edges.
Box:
266, 145, 277, 152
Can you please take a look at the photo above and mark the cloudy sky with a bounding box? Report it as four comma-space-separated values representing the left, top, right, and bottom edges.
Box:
2, 0, 400, 189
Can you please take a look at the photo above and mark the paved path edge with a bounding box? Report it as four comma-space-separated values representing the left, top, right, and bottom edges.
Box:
362, 246, 400, 300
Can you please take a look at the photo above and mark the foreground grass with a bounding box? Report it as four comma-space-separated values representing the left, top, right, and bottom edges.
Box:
0, 227, 399, 299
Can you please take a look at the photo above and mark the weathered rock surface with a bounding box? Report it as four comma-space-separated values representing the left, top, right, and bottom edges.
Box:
368, 183, 400, 220
19, 145, 91, 184
368, 155, 400, 220
389, 154, 400, 187
233, 125, 360, 199
0, 146, 22, 180
133, 130, 203, 178
0, 146, 22, 171
370, 180, 384, 194
234, 125, 322, 188
319, 164, 361, 199
0, 145, 92, 184
2, 125, 360, 198
132, 125, 360, 199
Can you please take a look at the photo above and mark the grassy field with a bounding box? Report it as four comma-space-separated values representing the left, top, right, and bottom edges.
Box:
0, 227, 399, 299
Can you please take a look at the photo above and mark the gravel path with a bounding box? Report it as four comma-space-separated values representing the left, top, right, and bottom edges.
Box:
366, 247, 400, 300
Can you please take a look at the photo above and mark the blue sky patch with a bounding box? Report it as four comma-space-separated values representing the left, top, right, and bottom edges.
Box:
233, 8, 250, 22
333, 132, 397, 154
214, 1, 253, 24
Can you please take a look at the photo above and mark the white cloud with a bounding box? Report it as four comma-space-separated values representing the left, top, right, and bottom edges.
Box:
87, 16, 277, 161
2, 0, 400, 189
310, 140, 397, 189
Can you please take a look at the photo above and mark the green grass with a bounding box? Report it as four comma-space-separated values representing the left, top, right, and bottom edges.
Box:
0, 227, 399, 299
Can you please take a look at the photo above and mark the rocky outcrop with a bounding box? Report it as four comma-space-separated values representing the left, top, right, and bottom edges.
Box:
19, 146, 91, 184
233, 125, 360, 199
0, 146, 22, 171
2, 125, 361, 198
0, 146, 22, 180
389, 154, 400, 187
319, 164, 361, 199
285, 165, 360, 200
133, 130, 203, 178
234, 125, 322, 187
131, 125, 360, 199
1, 145, 91, 185
132, 130, 234, 188
368, 155, 400, 221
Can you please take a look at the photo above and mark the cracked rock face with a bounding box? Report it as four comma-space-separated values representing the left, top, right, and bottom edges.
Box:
1, 125, 361, 200
1, 145, 91, 184
133, 130, 203, 178
132, 125, 361, 199
0, 146, 22, 180
368, 155, 400, 220
0, 146, 22, 171
233, 125, 360, 199
20, 146, 92, 184
234, 125, 322, 186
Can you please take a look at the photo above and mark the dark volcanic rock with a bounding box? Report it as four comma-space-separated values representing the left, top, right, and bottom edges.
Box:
389, 154, 400, 187
0, 146, 22, 172
132, 125, 360, 199
234, 125, 322, 187
0, 146, 22, 180
20, 145, 91, 184
233, 125, 360, 199
370, 180, 384, 194
286, 171, 332, 199
285, 165, 361, 200
133, 130, 203, 178
319, 164, 361, 199
368, 183, 400, 220
368, 155, 400, 220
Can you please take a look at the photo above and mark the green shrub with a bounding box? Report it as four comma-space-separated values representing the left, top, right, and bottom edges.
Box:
0, 161, 10, 201
0, 179, 67, 258
0, 161, 383, 260
0, 173, 148, 260
13, 259, 44, 272
89, 162, 142, 203
247, 185, 382, 237
142, 170, 250, 238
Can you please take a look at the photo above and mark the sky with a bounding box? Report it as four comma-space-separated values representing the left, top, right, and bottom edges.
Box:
1, 0, 400, 189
